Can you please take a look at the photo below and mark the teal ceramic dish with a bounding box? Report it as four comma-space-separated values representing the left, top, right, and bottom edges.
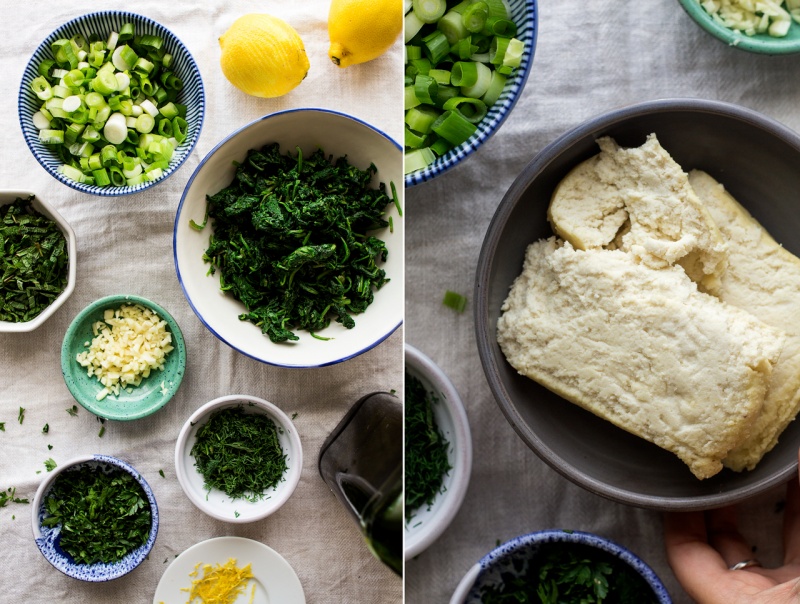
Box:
61, 294, 186, 420
677, 0, 800, 54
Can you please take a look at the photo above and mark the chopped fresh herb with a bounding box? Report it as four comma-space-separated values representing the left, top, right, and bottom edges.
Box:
44, 458, 57, 472
47, 444, 53, 450
443, 290, 467, 313
191, 405, 288, 501
98, 426, 106, 438
234, 510, 240, 518
41, 464, 151, 565
197, 143, 394, 343
291, 412, 298, 420
404, 372, 451, 521
17, 407, 24, 424
42, 423, 49, 434
66, 405, 78, 417
478, 543, 658, 603
0, 422, 5, 431
0, 196, 69, 322
0, 487, 29, 507
159, 469, 165, 478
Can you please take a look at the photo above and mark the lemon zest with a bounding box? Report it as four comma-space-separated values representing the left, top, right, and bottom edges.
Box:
180, 558, 255, 604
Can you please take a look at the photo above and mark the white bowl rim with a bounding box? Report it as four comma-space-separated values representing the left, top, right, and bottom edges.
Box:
0, 190, 76, 332
31, 453, 159, 581
450, 529, 672, 604
173, 107, 402, 368
404, 344, 473, 560
174, 393, 303, 523
18, 10, 206, 197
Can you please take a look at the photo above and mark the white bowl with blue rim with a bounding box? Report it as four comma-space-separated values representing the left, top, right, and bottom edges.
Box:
31, 454, 159, 582
405, 344, 472, 560
404, 0, 538, 187
19, 11, 205, 196
450, 529, 671, 603
173, 108, 403, 368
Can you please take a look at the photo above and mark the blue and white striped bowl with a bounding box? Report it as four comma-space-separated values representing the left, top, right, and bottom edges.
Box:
18, 11, 205, 197
405, 0, 538, 187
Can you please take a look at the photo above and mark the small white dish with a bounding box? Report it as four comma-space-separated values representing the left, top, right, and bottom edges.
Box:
404, 344, 472, 559
0, 190, 76, 333
153, 536, 305, 604
175, 394, 303, 523
173, 108, 403, 368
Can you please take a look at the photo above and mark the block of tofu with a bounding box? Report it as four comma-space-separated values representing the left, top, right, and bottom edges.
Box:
497, 238, 783, 479
548, 134, 728, 293
689, 170, 800, 471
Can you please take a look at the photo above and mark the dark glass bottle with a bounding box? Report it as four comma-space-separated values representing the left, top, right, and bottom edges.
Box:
318, 391, 403, 576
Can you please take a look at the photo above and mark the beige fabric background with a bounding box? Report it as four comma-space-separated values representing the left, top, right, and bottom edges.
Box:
0, 2, 403, 603
405, 1, 800, 603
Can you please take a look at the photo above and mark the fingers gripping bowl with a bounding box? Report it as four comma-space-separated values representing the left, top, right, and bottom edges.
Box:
174, 108, 403, 368
475, 98, 800, 511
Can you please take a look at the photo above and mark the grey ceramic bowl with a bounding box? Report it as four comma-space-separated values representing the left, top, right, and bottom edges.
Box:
475, 98, 800, 511
450, 530, 671, 603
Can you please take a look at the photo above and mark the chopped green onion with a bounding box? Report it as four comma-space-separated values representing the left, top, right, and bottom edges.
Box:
421, 30, 450, 64
30, 76, 53, 101
451, 61, 479, 87
405, 148, 436, 173
459, 61, 492, 97
437, 11, 469, 44
412, 0, 446, 23
405, 127, 427, 149
481, 70, 507, 105
432, 110, 477, 145
406, 10, 427, 42
462, 2, 490, 33
405, 105, 441, 133
414, 74, 438, 105
443, 290, 467, 312
443, 96, 487, 124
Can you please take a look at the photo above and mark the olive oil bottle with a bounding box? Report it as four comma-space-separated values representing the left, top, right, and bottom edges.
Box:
318, 391, 402, 576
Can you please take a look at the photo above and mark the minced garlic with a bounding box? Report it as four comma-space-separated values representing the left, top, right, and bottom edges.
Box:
181, 558, 255, 604
700, 0, 800, 37
75, 303, 174, 400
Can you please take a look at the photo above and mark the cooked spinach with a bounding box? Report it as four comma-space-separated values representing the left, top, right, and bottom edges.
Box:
404, 372, 451, 521
0, 196, 69, 322
198, 143, 393, 343
191, 405, 288, 501
41, 465, 151, 565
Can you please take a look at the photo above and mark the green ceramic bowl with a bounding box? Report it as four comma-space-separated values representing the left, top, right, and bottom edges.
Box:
678, 0, 800, 54
61, 295, 186, 421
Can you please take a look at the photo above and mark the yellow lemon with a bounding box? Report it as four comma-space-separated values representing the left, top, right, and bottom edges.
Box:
328, 0, 403, 68
219, 14, 309, 98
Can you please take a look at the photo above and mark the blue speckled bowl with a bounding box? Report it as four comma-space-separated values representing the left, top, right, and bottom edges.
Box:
32, 454, 159, 582
61, 294, 186, 420
404, 0, 538, 187
450, 530, 671, 603
19, 11, 205, 196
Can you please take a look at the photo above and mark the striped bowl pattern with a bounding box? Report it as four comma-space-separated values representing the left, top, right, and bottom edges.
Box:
18, 11, 205, 197
405, 0, 538, 187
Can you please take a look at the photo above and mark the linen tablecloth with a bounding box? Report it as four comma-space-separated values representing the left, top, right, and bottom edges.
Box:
405, 1, 800, 602
0, 2, 403, 602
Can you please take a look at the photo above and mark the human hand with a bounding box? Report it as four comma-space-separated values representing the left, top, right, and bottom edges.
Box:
663, 454, 800, 604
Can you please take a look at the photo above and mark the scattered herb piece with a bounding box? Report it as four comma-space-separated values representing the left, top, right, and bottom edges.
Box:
0, 422, 5, 431
191, 405, 288, 501
42, 423, 49, 434
197, 143, 394, 343
478, 543, 658, 604
291, 412, 298, 420
0, 487, 29, 507
47, 444, 53, 450
404, 372, 451, 521
44, 458, 57, 472
17, 407, 25, 424
41, 464, 151, 565
159, 469, 165, 478
66, 405, 78, 417
234, 511, 240, 518
443, 290, 467, 313
0, 196, 69, 322
98, 426, 106, 438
